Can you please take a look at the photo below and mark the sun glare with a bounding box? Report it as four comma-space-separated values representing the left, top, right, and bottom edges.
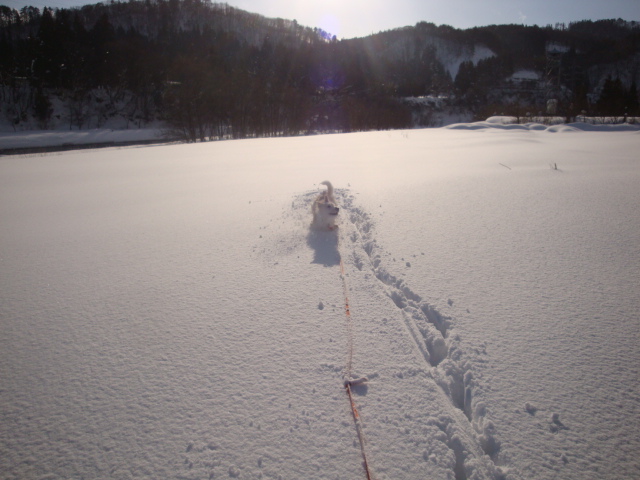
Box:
272, 0, 377, 39
289, 1, 363, 39
318, 13, 341, 38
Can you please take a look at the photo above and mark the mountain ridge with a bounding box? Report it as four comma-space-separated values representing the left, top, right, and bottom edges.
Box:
1, 0, 638, 138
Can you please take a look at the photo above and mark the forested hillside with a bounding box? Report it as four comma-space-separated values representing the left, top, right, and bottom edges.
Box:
1, 0, 639, 140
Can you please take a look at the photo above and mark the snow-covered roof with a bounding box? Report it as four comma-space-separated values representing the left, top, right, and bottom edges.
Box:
546, 42, 571, 53
510, 70, 540, 81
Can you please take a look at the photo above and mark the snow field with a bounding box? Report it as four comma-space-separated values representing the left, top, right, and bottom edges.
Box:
342, 128, 640, 479
1, 123, 639, 480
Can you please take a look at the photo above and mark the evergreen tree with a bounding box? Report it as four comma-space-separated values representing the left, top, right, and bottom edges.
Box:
454, 60, 475, 95
33, 88, 53, 128
626, 79, 639, 116
597, 76, 627, 115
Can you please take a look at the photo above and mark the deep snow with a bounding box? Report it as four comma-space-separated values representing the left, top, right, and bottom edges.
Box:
1, 122, 639, 480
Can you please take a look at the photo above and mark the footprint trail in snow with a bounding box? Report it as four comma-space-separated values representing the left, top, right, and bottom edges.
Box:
333, 188, 505, 480
277, 186, 507, 479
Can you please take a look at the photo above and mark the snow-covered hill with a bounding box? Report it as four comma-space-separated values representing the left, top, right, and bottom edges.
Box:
359, 30, 495, 79
1, 122, 639, 480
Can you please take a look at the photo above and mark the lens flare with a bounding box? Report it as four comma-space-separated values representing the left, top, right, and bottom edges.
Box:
317, 12, 340, 38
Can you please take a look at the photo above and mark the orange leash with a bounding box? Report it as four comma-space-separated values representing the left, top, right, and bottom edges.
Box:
340, 255, 374, 480
340, 256, 354, 375
345, 381, 374, 480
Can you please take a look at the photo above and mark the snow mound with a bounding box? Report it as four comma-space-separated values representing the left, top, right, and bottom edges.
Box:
447, 118, 640, 133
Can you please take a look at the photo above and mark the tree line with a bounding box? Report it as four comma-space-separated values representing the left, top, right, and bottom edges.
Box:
1, 0, 639, 140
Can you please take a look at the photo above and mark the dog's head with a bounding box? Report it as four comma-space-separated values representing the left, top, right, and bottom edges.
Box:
319, 195, 339, 217
323, 202, 340, 216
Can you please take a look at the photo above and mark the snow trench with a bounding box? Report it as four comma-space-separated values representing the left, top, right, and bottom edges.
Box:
295, 188, 505, 480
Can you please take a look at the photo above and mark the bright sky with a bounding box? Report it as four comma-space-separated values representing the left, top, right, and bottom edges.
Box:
4, 0, 639, 38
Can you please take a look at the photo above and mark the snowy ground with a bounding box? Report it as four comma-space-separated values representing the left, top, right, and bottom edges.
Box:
0, 128, 165, 152
1, 122, 639, 480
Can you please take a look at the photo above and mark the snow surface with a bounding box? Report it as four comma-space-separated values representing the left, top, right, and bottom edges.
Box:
0, 128, 163, 150
1, 122, 639, 480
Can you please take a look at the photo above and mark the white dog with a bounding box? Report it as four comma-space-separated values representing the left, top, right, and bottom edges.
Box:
312, 181, 340, 230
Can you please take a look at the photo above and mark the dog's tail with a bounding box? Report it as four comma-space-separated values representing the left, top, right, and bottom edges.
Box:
320, 180, 334, 197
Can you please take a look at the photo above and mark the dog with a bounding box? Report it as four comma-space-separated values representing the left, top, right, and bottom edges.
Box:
311, 181, 339, 230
